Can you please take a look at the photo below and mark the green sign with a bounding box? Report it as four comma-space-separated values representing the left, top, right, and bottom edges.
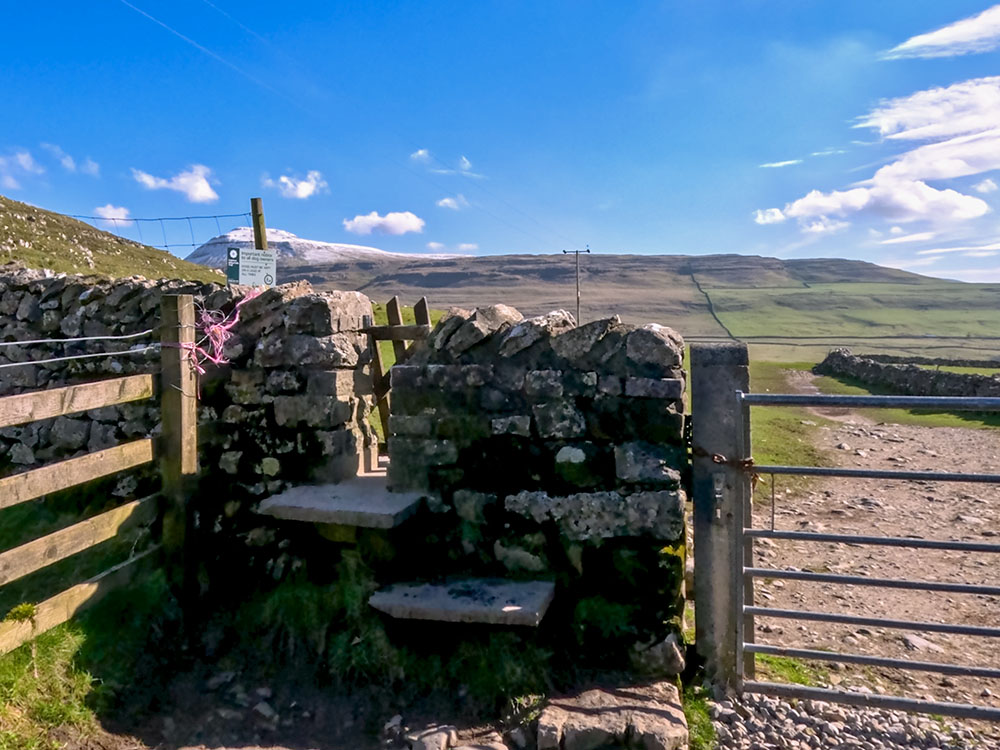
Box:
226, 247, 276, 287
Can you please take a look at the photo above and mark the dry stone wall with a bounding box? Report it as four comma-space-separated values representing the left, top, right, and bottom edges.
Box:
385, 305, 689, 671
0, 264, 375, 602
815, 348, 1000, 398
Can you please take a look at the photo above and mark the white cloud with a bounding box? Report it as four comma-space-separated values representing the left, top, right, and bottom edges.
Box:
879, 231, 935, 245
753, 208, 786, 225
916, 241, 1000, 255
889, 226, 904, 234
94, 204, 131, 228
811, 149, 846, 157
41, 143, 75, 172
343, 210, 425, 236
14, 151, 43, 174
882, 5, 1000, 59
965, 250, 999, 258
458, 156, 473, 172
926, 265, 1000, 282
759, 159, 802, 168
800, 216, 850, 234
772, 76, 1000, 232
132, 164, 219, 203
429, 154, 485, 178
457, 243, 479, 252
436, 194, 469, 210
975, 178, 998, 193
0, 149, 45, 189
857, 76, 1000, 142
426, 241, 445, 251
80, 158, 100, 177
410, 148, 431, 163
262, 170, 328, 199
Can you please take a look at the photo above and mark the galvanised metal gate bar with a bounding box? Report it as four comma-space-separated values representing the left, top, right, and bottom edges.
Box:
733, 390, 1000, 722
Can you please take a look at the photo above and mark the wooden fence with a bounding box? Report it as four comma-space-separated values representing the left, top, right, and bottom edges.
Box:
0, 295, 198, 654
365, 296, 432, 453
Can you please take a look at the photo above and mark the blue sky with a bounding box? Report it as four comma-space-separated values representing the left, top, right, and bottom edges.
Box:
2, 2, 1000, 281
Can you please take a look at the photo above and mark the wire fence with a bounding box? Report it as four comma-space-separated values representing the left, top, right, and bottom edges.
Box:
70, 211, 252, 251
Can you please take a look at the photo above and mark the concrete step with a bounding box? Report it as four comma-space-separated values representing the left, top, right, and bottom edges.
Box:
369, 578, 555, 627
256, 474, 423, 529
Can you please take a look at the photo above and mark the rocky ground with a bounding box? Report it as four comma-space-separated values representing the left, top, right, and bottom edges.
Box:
709, 692, 1000, 749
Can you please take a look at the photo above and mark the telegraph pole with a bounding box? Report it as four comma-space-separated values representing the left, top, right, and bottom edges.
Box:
563, 245, 590, 326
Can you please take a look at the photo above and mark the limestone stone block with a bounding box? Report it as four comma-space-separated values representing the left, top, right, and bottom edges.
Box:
492, 415, 531, 436
625, 324, 684, 374
533, 401, 586, 439
615, 442, 683, 488
624, 377, 683, 400
499, 309, 576, 357
307, 368, 371, 398
389, 414, 433, 437
550, 316, 621, 363
525, 369, 564, 399
273, 395, 353, 428
49, 416, 89, 450
225, 369, 268, 405
446, 304, 523, 356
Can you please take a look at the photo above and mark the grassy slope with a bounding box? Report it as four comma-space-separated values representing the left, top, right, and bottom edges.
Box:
0, 195, 222, 283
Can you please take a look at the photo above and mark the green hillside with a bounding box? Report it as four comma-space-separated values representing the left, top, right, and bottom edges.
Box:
0, 195, 222, 283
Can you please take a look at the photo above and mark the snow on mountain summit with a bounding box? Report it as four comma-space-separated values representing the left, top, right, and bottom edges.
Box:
186, 227, 454, 268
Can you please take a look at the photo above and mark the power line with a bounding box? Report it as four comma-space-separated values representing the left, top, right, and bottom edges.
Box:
69, 212, 249, 222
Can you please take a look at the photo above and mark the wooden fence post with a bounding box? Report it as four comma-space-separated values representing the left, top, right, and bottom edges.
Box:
251, 197, 268, 250
160, 294, 199, 619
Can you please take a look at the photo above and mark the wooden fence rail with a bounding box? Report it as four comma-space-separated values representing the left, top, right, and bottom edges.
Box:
0, 294, 198, 655
364, 295, 432, 453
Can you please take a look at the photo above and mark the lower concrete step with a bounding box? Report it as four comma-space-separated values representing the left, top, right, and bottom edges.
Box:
256, 474, 423, 529
369, 578, 556, 627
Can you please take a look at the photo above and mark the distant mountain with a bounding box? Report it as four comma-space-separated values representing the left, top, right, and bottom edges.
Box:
186, 227, 456, 268
185, 227, 999, 342
0, 195, 222, 283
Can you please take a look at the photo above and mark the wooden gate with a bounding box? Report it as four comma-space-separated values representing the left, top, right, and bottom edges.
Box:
0, 295, 199, 652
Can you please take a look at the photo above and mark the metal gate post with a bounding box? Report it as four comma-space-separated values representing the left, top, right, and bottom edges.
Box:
690, 342, 750, 692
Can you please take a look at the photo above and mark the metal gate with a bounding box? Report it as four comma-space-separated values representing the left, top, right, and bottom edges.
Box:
732, 391, 1000, 722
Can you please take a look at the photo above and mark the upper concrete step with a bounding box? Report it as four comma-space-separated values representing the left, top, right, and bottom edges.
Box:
369, 578, 555, 627
256, 474, 423, 529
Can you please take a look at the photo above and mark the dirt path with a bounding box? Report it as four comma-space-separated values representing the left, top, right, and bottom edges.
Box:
752, 371, 1000, 737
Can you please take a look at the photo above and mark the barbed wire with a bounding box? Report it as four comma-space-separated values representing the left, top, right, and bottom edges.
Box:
0, 329, 157, 349
0, 346, 160, 370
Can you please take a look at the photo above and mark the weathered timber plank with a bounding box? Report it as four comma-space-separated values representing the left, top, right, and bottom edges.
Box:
413, 297, 431, 327
0, 439, 154, 511
0, 495, 158, 586
363, 325, 432, 342
0, 375, 154, 429
385, 297, 409, 363
0, 546, 160, 656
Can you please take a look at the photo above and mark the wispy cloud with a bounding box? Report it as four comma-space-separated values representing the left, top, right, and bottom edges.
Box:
426, 241, 445, 251
760, 76, 1000, 233
132, 164, 219, 203
410, 148, 431, 164
40, 144, 101, 176
0, 149, 45, 189
759, 159, 802, 168
457, 243, 478, 252
879, 231, 936, 245
41, 143, 75, 172
882, 4, 1000, 59
753, 208, 786, 225
926, 265, 1000, 282
810, 148, 847, 157
799, 216, 850, 234
262, 170, 327, 199
343, 210, 424, 235
975, 178, 998, 194
94, 204, 131, 228
916, 241, 1000, 255
436, 194, 469, 210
